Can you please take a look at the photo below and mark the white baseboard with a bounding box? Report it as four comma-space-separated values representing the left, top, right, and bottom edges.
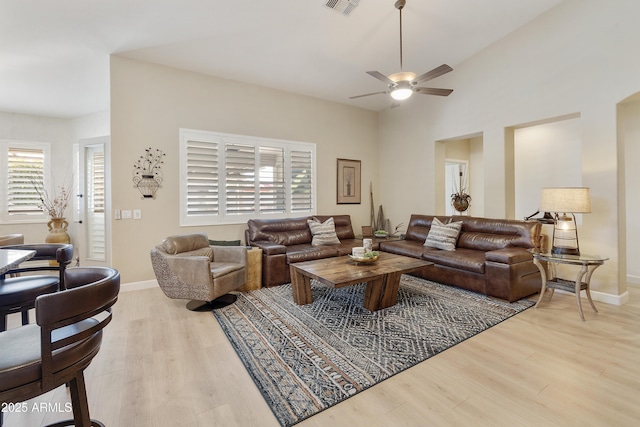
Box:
120, 279, 158, 293
554, 288, 629, 306
590, 289, 629, 306
627, 274, 640, 285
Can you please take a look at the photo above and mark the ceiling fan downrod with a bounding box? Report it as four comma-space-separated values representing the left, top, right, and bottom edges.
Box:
396, 0, 405, 71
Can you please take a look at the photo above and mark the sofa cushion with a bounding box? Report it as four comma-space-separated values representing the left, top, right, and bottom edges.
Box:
286, 245, 338, 263
422, 247, 486, 274
424, 217, 462, 251
308, 217, 340, 246
248, 217, 312, 246
379, 239, 426, 258
453, 216, 540, 250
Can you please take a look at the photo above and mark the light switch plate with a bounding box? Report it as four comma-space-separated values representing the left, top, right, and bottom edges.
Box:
121, 210, 132, 219
133, 209, 142, 219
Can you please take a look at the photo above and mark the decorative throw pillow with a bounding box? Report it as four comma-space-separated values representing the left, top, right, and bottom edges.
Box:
307, 217, 341, 246
424, 217, 463, 251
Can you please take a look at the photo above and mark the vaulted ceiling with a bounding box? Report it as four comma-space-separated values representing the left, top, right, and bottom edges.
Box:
0, 0, 561, 118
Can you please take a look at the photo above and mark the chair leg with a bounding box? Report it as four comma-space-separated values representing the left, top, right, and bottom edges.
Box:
69, 371, 91, 427
44, 371, 104, 427
0, 314, 6, 332
21, 309, 29, 326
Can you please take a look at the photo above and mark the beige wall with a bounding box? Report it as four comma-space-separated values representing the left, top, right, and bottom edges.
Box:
378, 0, 640, 301
110, 56, 378, 283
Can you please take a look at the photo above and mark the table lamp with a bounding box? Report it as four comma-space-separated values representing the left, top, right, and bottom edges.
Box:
539, 187, 591, 255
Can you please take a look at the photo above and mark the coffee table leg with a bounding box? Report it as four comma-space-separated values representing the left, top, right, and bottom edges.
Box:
291, 268, 313, 305
364, 272, 402, 311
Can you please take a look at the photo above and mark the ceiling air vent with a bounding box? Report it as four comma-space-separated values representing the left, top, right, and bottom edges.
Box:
324, 0, 360, 16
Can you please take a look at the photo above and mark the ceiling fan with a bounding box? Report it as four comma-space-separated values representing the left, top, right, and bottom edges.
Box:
350, 0, 453, 104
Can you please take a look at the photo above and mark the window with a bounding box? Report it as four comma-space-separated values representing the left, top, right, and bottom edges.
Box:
0, 141, 51, 222
180, 129, 316, 226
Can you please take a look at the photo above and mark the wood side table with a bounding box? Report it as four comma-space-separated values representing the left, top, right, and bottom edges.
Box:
238, 247, 262, 292
530, 250, 608, 321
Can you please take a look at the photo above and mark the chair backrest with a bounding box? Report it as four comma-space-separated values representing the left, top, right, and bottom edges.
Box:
36, 267, 120, 390
2, 243, 74, 287
0, 234, 24, 246
161, 233, 209, 254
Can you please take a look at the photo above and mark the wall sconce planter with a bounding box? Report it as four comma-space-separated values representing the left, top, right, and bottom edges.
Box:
133, 147, 165, 199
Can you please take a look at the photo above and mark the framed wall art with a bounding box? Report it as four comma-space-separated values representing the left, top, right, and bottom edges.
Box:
336, 158, 361, 204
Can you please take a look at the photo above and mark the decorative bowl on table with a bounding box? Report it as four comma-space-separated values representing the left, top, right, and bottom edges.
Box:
348, 251, 380, 264
373, 230, 388, 238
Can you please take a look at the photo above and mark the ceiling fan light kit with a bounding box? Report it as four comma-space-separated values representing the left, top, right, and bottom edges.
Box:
350, 0, 453, 105
390, 82, 413, 100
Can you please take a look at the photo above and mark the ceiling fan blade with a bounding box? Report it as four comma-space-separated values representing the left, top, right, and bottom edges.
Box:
366, 71, 395, 85
349, 91, 388, 99
413, 64, 453, 84
415, 87, 454, 96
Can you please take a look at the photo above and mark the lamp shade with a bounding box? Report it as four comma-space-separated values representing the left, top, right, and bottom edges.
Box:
540, 187, 591, 213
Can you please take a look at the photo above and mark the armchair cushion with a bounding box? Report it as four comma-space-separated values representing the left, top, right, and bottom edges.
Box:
163, 233, 209, 254
211, 262, 244, 278
175, 247, 214, 260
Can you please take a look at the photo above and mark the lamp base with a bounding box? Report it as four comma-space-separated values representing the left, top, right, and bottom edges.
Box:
551, 246, 580, 256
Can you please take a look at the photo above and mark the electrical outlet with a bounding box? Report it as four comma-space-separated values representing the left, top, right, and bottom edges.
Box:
121, 210, 132, 219
133, 209, 142, 219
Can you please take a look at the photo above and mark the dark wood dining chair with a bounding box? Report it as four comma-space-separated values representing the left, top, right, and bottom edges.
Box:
0, 243, 74, 331
0, 266, 120, 427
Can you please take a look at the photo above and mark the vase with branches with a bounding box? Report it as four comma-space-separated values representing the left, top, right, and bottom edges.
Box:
32, 179, 72, 219
32, 177, 73, 244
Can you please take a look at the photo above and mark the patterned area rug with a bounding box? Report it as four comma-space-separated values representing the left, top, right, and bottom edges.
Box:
213, 275, 534, 427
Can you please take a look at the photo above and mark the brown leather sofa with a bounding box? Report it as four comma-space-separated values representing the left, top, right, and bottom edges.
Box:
380, 214, 544, 302
246, 215, 361, 286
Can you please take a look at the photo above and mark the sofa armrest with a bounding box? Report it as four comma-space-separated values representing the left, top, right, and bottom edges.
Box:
251, 241, 287, 256
485, 248, 532, 264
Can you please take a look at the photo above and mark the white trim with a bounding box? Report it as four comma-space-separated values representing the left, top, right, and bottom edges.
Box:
554, 288, 629, 306
627, 274, 640, 285
120, 279, 158, 293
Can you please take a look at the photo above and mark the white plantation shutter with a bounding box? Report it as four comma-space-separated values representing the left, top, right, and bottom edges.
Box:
180, 129, 315, 226
259, 146, 285, 214
185, 137, 220, 219
290, 149, 313, 212
7, 147, 44, 215
86, 148, 106, 260
225, 142, 256, 215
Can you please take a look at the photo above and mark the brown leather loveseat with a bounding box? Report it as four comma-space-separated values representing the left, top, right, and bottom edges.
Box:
380, 215, 544, 302
246, 215, 361, 287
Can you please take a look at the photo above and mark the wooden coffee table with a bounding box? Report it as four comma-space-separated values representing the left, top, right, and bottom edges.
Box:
290, 252, 433, 311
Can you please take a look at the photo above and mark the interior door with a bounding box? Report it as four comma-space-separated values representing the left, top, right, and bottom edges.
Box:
75, 136, 111, 267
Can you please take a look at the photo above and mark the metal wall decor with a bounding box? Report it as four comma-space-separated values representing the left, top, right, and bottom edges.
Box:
133, 147, 165, 199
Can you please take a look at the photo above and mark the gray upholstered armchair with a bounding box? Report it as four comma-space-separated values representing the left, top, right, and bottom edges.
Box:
150, 233, 247, 310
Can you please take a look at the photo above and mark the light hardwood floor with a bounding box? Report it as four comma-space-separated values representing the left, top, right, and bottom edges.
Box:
4, 283, 640, 426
